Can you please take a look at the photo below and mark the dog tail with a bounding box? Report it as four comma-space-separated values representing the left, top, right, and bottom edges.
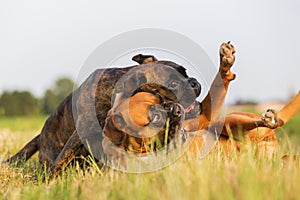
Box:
6, 134, 40, 163
278, 91, 300, 124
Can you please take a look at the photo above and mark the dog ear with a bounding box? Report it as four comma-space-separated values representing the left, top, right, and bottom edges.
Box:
171, 65, 188, 78
158, 61, 188, 78
132, 54, 158, 64
103, 114, 126, 146
122, 72, 147, 96
113, 71, 148, 107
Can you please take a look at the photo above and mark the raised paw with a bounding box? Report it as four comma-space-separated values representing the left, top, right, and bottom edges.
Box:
219, 41, 236, 68
261, 109, 278, 129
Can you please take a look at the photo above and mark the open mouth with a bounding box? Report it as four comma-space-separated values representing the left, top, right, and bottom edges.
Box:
184, 101, 196, 113
109, 102, 195, 155
127, 102, 196, 155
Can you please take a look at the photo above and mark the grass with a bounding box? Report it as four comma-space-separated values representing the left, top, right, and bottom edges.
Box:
0, 113, 299, 200
0, 115, 48, 132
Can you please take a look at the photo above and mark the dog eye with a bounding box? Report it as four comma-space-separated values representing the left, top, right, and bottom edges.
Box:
113, 114, 126, 129
169, 81, 179, 89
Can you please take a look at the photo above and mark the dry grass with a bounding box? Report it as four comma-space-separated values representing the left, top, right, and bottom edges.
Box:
0, 114, 299, 200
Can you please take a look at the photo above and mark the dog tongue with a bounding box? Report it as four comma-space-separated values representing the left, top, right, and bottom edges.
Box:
184, 101, 195, 113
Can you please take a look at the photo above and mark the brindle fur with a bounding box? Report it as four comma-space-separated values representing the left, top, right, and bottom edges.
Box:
7, 59, 200, 175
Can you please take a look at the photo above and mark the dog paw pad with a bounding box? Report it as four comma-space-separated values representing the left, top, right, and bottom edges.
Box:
219, 41, 236, 67
261, 109, 278, 129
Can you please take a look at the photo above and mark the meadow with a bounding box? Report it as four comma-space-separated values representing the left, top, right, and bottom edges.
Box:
0, 113, 299, 200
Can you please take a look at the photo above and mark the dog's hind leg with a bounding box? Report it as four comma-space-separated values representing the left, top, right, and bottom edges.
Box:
210, 109, 284, 139
218, 92, 300, 140
277, 91, 300, 124
6, 134, 40, 163
223, 92, 300, 140
277, 92, 300, 163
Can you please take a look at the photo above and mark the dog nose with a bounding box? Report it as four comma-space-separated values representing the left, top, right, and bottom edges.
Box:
188, 77, 201, 97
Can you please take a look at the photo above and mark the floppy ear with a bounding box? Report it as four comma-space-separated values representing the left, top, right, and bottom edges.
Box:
170, 65, 188, 78
132, 54, 158, 64
122, 72, 147, 96
112, 72, 148, 107
157, 61, 188, 78
103, 113, 126, 146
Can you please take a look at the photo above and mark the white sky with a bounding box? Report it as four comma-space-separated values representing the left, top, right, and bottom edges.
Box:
1, 0, 299, 104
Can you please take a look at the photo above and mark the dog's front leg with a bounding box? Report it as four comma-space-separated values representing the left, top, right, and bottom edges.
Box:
183, 42, 236, 131
201, 41, 236, 123
48, 131, 82, 177
209, 109, 284, 140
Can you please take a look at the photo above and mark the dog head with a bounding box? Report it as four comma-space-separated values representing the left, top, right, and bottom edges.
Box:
132, 54, 201, 100
104, 89, 185, 153
114, 56, 201, 118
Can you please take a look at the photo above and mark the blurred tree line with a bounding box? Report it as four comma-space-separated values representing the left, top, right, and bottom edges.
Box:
0, 77, 75, 117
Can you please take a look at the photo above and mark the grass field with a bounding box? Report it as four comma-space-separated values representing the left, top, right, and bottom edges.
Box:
0, 113, 299, 200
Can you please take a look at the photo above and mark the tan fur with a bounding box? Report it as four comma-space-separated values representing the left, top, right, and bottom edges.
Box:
186, 43, 299, 157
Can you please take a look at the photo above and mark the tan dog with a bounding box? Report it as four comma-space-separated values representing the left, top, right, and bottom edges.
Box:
184, 42, 300, 156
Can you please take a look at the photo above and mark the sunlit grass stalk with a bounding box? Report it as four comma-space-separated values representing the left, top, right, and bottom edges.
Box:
164, 118, 170, 146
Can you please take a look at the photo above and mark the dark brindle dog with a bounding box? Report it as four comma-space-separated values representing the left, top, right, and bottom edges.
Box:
7, 55, 201, 174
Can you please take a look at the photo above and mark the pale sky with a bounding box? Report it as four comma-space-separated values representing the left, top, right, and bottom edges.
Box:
1, 0, 299, 104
